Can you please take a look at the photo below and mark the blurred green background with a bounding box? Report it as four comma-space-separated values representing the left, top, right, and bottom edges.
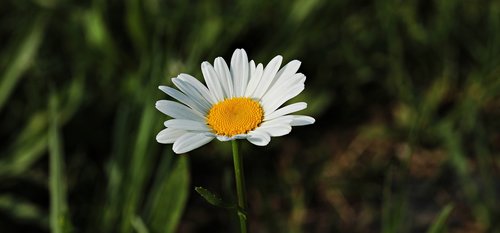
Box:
1, 0, 500, 232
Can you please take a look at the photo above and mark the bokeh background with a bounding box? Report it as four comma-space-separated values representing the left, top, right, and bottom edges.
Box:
1, 0, 500, 232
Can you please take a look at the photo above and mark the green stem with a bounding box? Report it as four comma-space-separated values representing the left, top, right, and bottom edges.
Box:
232, 140, 248, 233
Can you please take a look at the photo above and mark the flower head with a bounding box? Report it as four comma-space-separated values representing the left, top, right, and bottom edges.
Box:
156, 49, 315, 154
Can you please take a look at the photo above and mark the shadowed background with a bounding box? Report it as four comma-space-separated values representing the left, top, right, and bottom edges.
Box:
1, 0, 500, 232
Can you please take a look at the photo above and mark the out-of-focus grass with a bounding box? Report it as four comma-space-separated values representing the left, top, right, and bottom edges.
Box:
48, 94, 72, 233
0, 0, 499, 232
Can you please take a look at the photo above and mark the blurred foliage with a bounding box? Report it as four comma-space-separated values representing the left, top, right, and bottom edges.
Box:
1, 0, 500, 232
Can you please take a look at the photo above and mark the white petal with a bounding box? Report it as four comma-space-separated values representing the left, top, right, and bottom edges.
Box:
215, 134, 248, 141
246, 60, 256, 95
252, 55, 283, 98
244, 63, 264, 97
159, 86, 208, 114
247, 130, 271, 146
258, 124, 291, 137
231, 49, 249, 96
173, 133, 214, 154
214, 57, 233, 98
156, 128, 186, 144
164, 119, 210, 132
216, 135, 233, 141
264, 102, 307, 121
263, 84, 305, 114
261, 115, 293, 126
261, 73, 305, 105
249, 60, 256, 77
172, 77, 212, 110
234, 134, 248, 139
202, 62, 225, 101
177, 73, 217, 104
155, 100, 205, 121
269, 60, 301, 89
290, 115, 315, 126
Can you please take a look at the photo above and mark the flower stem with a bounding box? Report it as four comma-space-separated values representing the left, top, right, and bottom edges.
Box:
232, 140, 248, 233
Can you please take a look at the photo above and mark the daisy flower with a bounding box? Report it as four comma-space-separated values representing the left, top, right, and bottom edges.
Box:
156, 49, 315, 154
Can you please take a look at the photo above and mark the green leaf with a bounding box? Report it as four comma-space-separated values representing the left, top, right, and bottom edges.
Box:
426, 204, 454, 233
195, 186, 235, 209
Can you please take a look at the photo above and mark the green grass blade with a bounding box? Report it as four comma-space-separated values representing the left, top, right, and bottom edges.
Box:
101, 105, 132, 232
121, 96, 158, 233
0, 15, 46, 111
146, 156, 190, 233
0, 132, 47, 176
382, 167, 393, 233
382, 166, 409, 233
131, 216, 150, 233
0, 74, 83, 177
48, 95, 71, 233
0, 195, 48, 229
426, 204, 454, 233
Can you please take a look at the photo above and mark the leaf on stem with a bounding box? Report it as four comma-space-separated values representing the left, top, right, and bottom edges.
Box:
195, 187, 235, 209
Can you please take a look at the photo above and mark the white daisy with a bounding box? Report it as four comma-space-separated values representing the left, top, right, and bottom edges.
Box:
156, 49, 315, 154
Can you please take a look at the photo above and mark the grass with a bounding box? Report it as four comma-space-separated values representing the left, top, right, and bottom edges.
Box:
1, 0, 499, 232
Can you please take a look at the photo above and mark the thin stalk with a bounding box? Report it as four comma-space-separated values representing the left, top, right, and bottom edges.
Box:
232, 140, 248, 233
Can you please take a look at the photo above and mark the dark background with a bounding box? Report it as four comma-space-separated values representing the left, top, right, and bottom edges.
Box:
1, 0, 499, 232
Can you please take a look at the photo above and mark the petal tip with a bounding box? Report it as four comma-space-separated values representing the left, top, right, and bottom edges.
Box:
172, 147, 184, 154
201, 61, 210, 68
302, 116, 315, 125
172, 143, 185, 154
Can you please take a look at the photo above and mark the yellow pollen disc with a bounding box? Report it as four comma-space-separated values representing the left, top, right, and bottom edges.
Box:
206, 97, 264, 137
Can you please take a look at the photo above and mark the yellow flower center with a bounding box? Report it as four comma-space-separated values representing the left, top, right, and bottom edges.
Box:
206, 97, 264, 137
